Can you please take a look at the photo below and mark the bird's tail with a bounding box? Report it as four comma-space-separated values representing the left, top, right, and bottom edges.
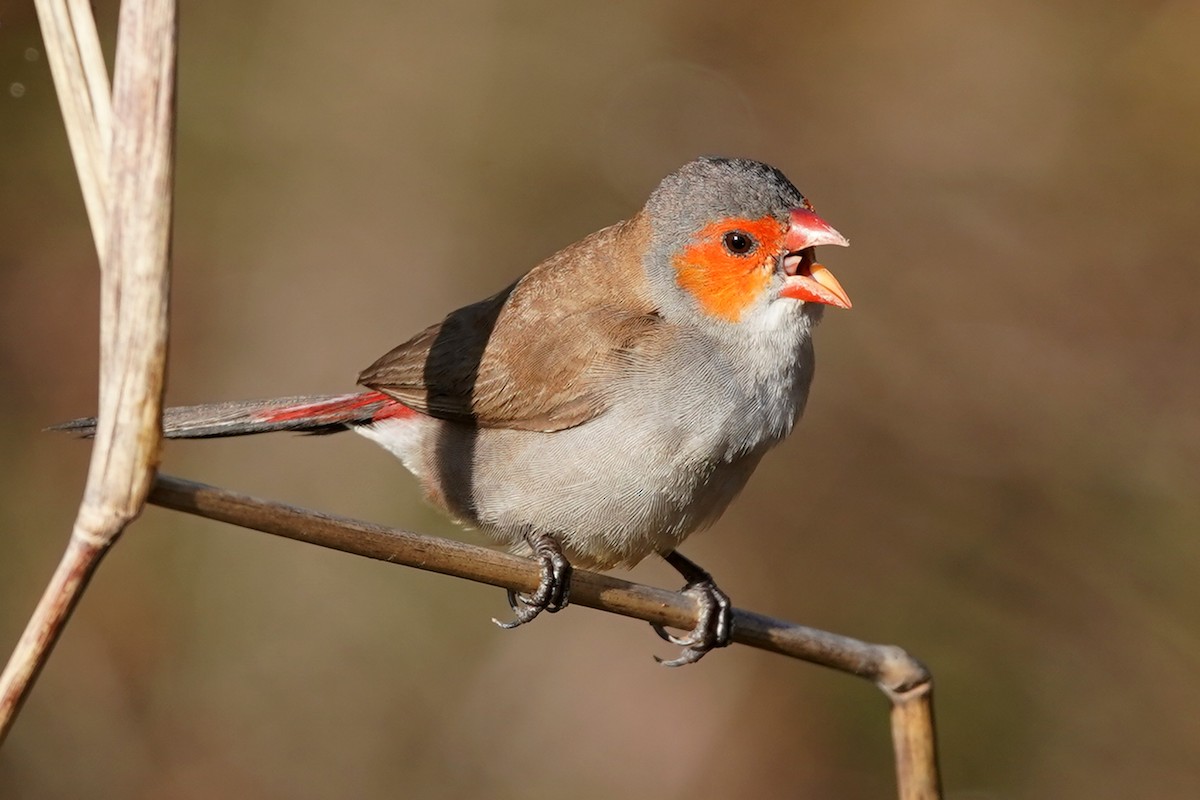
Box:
50, 391, 414, 439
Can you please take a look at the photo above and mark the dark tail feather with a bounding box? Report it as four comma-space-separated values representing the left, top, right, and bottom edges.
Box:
50, 391, 412, 439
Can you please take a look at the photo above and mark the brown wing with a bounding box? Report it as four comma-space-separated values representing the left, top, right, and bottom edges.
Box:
357, 217, 661, 432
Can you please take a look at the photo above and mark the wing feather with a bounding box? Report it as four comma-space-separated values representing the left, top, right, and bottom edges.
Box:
358, 217, 661, 432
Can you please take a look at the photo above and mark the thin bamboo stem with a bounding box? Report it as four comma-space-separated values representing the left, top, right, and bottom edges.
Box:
147, 473, 942, 798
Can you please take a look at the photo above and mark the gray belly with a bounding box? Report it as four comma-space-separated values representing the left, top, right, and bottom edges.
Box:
420, 404, 775, 569
414, 330, 813, 569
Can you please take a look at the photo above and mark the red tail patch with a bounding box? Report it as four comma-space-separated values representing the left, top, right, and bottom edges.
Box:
258, 391, 415, 424
370, 394, 418, 421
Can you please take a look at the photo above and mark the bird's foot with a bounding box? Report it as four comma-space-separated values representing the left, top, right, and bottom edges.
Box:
652, 551, 733, 667
493, 531, 572, 629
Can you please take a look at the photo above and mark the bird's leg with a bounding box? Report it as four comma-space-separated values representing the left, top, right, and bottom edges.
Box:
493, 530, 572, 630
652, 550, 733, 667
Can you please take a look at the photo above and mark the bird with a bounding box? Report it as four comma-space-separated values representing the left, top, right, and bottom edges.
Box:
56, 156, 851, 666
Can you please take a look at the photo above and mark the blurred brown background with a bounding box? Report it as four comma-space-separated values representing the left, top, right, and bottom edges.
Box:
2, 1, 1198, 797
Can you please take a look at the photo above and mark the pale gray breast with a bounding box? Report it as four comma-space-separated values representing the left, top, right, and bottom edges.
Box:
424, 317, 817, 568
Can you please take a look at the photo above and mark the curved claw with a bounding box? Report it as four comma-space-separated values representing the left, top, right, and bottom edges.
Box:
493, 532, 572, 630
652, 576, 734, 667
492, 589, 543, 629
655, 646, 709, 668
651, 622, 696, 647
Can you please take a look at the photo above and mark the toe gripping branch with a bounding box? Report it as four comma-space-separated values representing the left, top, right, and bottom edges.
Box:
493, 530, 572, 629
652, 550, 733, 667
490, 538, 730, 668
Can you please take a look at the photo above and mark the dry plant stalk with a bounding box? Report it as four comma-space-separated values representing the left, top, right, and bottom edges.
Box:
0, 0, 176, 743
889, 683, 942, 800
2, 3, 941, 797
30, 0, 112, 255
149, 474, 943, 799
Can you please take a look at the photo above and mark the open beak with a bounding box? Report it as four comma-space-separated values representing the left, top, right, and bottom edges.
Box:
779, 207, 852, 309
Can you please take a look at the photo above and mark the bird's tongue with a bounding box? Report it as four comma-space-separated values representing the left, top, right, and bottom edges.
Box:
780, 208, 852, 309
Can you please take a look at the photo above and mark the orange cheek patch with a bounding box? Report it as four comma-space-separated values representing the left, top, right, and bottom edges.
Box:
673, 216, 785, 322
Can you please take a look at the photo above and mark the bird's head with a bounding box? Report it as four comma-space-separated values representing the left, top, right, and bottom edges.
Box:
642, 157, 850, 333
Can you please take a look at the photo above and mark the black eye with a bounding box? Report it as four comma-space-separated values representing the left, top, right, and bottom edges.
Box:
723, 231, 756, 255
